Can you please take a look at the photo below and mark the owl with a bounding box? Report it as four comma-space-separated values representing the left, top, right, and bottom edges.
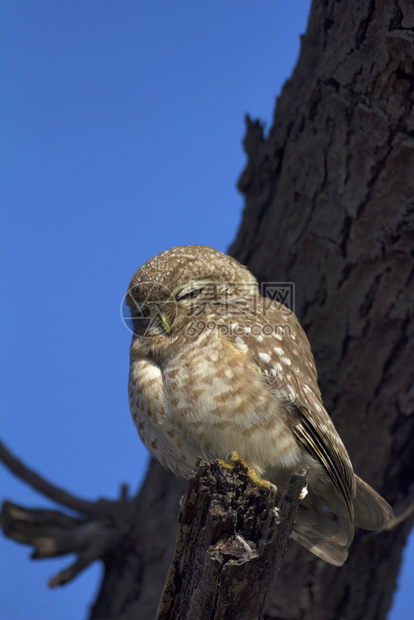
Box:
126, 245, 393, 566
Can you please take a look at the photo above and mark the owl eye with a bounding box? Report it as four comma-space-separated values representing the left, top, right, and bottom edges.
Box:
138, 306, 151, 317
177, 288, 204, 301
128, 303, 150, 318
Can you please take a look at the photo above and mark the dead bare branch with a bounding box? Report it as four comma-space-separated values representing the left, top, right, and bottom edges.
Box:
0, 439, 134, 588
0, 439, 112, 518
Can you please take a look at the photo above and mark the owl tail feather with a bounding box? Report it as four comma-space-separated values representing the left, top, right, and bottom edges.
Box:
291, 477, 394, 566
353, 475, 394, 531
291, 500, 351, 566
288, 483, 354, 566
291, 527, 348, 566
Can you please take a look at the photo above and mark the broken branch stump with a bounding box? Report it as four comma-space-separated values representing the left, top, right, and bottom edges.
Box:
158, 458, 308, 620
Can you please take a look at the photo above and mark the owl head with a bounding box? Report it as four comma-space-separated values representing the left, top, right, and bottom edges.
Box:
125, 245, 258, 338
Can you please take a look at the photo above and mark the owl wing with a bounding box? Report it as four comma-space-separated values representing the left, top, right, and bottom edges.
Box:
286, 400, 355, 519
250, 301, 356, 518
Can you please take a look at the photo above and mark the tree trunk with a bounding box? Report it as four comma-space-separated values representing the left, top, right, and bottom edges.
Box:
230, 1, 414, 617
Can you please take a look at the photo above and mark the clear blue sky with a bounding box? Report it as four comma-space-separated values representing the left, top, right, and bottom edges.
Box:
0, 2, 412, 619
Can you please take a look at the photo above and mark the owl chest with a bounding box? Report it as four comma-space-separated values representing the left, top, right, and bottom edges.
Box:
161, 347, 300, 473
128, 354, 223, 435
129, 345, 301, 478
128, 357, 201, 476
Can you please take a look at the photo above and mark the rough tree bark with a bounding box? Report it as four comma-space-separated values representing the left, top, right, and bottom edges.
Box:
1, 0, 414, 618
157, 459, 308, 620
230, 1, 414, 617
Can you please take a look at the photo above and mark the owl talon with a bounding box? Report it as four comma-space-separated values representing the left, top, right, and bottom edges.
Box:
225, 450, 246, 467
217, 456, 239, 473
220, 451, 275, 490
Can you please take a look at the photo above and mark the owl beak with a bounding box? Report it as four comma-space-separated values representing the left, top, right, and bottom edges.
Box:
159, 303, 176, 335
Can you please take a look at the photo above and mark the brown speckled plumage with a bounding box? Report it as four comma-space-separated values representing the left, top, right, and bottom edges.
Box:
126, 245, 393, 566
